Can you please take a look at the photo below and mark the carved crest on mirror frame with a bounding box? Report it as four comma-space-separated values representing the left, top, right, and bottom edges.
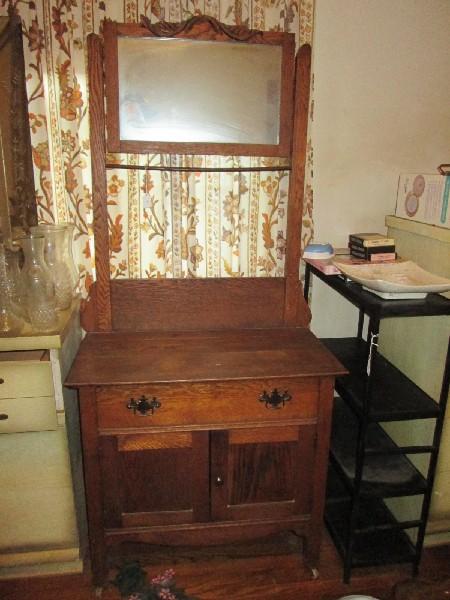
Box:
139, 14, 266, 42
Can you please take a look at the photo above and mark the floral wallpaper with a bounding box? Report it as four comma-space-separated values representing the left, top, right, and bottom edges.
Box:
0, 0, 314, 291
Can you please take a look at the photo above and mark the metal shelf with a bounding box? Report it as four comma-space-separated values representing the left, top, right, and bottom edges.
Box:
321, 338, 440, 422
304, 260, 450, 583
330, 398, 428, 497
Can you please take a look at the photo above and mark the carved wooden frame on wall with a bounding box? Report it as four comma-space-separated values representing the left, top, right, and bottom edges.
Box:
0, 14, 36, 240
103, 15, 295, 158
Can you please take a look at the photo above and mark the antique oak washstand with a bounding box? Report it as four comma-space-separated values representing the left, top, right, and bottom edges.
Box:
65, 15, 345, 586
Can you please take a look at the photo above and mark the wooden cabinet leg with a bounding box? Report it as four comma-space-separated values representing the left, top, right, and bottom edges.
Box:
303, 528, 321, 576
89, 546, 108, 589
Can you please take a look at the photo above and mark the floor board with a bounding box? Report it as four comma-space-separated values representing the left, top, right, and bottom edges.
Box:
1, 535, 449, 600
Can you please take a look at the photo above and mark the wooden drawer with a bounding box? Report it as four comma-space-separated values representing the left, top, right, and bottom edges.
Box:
0, 351, 53, 399
0, 396, 58, 433
96, 378, 319, 430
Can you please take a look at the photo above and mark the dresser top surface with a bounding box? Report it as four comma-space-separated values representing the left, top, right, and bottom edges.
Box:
0, 302, 79, 352
66, 327, 346, 387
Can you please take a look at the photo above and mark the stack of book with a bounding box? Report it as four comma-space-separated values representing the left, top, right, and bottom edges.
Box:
348, 232, 396, 262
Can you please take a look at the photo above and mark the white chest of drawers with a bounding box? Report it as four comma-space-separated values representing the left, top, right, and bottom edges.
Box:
0, 306, 84, 578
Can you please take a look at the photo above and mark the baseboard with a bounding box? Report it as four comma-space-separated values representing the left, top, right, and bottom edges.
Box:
0, 546, 83, 579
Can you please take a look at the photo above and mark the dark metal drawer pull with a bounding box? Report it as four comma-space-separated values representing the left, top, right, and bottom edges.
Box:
127, 395, 161, 416
0, 413, 8, 421
259, 389, 292, 409
0, 378, 4, 384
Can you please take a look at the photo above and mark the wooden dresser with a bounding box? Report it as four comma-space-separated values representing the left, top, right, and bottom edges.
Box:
65, 16, 346, 586
66, 328, 344, 585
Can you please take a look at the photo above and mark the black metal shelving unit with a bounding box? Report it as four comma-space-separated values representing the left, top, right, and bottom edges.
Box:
304, 260, 450, 582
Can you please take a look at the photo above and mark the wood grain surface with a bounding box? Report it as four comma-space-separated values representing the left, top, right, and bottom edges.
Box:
66, 327, 346, 386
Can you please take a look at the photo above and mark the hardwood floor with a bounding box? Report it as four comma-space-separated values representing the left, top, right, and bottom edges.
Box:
1, 535, 449, 600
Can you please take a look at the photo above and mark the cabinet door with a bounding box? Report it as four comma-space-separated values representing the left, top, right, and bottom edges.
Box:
99, 430, 210, 528
210, 425, 316, 521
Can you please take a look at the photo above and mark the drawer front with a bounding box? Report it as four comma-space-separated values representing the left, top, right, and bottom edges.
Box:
0, 396, 58, 433
96, 378, 319, 430
0, 362, 53, 399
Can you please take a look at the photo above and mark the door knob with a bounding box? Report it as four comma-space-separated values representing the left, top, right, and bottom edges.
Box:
214, 476, 224, 487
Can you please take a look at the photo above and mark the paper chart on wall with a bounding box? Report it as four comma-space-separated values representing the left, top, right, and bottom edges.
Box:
396, 173, 450, 229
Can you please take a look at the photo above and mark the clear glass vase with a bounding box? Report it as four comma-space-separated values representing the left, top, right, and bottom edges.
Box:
18, 234, 58, 333
59, 222, 79, 297
31, 224, 73, 310
0, 243, 25, 336
4, 245, 28, 320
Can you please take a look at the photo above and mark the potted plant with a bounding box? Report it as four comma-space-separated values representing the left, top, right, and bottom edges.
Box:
111, 561, 198, 600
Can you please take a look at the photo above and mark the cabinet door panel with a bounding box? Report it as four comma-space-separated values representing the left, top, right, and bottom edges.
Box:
100, 430, 209, 528
211, 425, 315, 522
228, 442, 295, 504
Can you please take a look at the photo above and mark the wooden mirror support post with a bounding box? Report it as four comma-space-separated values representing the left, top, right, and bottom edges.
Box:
68, 16, 346, 588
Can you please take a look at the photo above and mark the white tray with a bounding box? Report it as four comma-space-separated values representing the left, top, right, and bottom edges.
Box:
332, 260, 450, 299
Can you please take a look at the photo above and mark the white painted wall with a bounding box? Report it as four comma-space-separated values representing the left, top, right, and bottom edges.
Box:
309, 0, 450, 337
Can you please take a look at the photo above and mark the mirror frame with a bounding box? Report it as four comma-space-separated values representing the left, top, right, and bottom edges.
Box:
103, 16, 295, 158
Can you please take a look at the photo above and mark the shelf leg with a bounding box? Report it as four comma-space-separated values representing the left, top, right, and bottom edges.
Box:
303, 263, 311, 300
357, 309, 364, 339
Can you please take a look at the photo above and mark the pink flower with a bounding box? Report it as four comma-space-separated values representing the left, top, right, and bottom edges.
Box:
158, 589, 177, 600
151, 569, 175, 586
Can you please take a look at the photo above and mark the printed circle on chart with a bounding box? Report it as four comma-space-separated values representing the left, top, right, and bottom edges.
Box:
404, 174, 425, 217
405, 192, 419, 217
